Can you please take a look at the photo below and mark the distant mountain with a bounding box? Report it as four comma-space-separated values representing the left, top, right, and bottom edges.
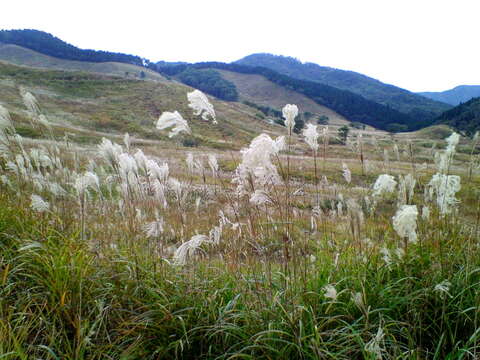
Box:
419, 85, 480, 106
0, 29, 147, 67
155, 62, 427, 132
0, 29, 448, 133
436, 97, 480, 136
235, 53, 451, 121
0, 43, 165, 81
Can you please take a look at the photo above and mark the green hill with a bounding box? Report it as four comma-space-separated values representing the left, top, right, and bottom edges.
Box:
436, 97, 480, 136
0, 43, 165, 82
235, 53, 451, 121
216, 69, 349, 126
0, 29, 146, 66
0, 61, 278, 149
156, 62, 430, 132
419, 85, 480, 106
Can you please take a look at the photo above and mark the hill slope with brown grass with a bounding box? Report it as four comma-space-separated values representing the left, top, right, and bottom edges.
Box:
0, 61, 282, 149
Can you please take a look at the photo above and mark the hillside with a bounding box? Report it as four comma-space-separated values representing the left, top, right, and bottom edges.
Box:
156, 62, 427, 132
235, 53, 451, 121
419, 85, 480, 106
0, 61, 279, 148
0, 29, 448, 134
0, 29, 146, 66
0, 43, 166, 82
436, 97, 480, 136
216, 69, 350, 126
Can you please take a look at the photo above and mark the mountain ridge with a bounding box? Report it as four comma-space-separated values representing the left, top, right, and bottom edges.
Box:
419, 85, 480, 106
234, 53, 451, 120
0, 29, 458, 133
436, 96, 480, 136
0, 43, 165, 81
154, 61, 428, 132
0, 29, 147, 66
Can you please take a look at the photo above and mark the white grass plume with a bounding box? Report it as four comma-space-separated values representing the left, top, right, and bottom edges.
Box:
303, 123, 319, 152
282, 104, 298, 134
208, 154, 219, 176
427, 173, 461, 215
372, 174, 396, 197
233, 134, 285, 195
75, 172, 100, 196
98, 138, 123, 167
156, 111, 191, 138
323, 284, 338, 301
392, 205, 418, 243
30, 194, 49, 213
144, 218, 164, 238
173, 234, 210, 265
187, 90, 216, 124
20, 89, 40, 116
342, 163, 351, 183
0, 104, 13, 130
365, 326, 384, 359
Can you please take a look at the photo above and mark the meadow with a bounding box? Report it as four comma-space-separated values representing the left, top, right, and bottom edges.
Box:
0, 89, 479, 359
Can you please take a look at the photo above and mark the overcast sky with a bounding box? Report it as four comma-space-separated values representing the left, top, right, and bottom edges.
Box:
2, 0, 479, 92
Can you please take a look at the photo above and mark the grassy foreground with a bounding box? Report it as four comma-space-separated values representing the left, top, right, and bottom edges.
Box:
1, 185, 480, 359
1, 88, 480, 359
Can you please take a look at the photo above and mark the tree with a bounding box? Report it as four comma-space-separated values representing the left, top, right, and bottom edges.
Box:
317, 115, 329, 125
349, 121, 364, 129
338, 125, 350, 144
293, 115, 305, 134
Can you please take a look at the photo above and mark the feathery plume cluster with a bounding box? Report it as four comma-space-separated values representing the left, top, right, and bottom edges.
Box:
372, 174, 396, 197
233, 134, 285, 195
342, 163, 351, 183
0, 105, 13, 130
173, 234, 210, 265
249, 189, 272, 206
186, 153, 195, 173
397, 173, 416, 205
156, 111, 191, 138
187, 90, 216, 124
352, 292, 364, 309
144, 218, 164, 238
37, 114, 51, 129
302, 123, 319, 152
434, 132, 460, 173
30, 194, 49, 213
185, 152, 203, 175
323, 284, 338, 301
365, 326, 385, 360
123, 133, 131, 152
392, 205, 418, 243
75, 172, 100, 196
434, 280, 452, 299
147, 160, 169, 182
425, 132, 462, 215
20, 89, 40, 116
422, 206, 430, 220
321, 126, 329, 143
208, 154, 219, 176
98, 138, 123, 167
282, 104, 298, 134
427, 173, 461, 215
446, 132, 460, 153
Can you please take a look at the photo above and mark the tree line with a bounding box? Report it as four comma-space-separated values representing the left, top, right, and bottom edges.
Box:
154, 62, 429, 132
0, 29, 146, 66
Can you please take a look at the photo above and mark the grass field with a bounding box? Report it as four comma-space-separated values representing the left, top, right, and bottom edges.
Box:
1, 64, 480, 359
